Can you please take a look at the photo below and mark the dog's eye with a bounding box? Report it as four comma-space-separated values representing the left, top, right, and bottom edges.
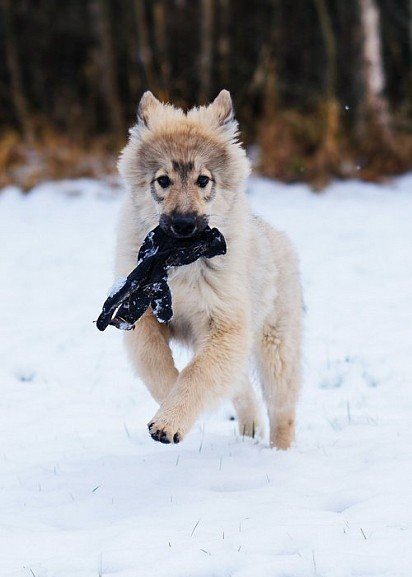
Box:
157, 175, 171, 189
196, 175, 210, 188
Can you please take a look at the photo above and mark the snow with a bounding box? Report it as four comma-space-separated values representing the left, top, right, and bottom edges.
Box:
117, 321, 135, 331
153, 295, 168, 322
1, 175, 412, 577
137, 231, 158, 264
108, 277, 127, 298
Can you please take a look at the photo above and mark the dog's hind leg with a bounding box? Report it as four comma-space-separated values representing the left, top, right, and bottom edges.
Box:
257, 315, 301, 450
124, 311, 178, 404
232, 373, 265, 439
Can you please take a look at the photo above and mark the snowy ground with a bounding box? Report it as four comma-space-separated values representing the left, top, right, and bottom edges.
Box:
1, 175, 412, 577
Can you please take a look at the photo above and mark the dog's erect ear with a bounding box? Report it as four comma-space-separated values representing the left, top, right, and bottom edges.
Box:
209, 89, 234, 126
137, 91, 161, 126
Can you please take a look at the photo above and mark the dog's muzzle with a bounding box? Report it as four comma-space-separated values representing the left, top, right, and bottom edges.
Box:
160, 213, 208, 239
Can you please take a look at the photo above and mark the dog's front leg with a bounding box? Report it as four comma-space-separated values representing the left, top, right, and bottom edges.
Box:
125, 311, 179, 404
148, 314, 249, 444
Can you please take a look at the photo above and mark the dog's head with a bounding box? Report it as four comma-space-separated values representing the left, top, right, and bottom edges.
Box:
118, 90, 250, 237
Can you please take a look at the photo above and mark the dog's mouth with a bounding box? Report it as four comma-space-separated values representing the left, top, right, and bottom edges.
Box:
159, 213, 208, 239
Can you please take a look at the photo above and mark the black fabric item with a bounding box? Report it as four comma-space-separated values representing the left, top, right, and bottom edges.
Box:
96, 225, 226, 331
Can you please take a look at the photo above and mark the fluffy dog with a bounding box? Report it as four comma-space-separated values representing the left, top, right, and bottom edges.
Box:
115, 90, 302, 449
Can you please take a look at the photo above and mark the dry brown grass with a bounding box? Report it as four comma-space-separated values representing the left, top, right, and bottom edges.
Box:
257, 101, 412, 189
353, 118, 410, 182
0, 129, 119, 191
1, 112, 411, 193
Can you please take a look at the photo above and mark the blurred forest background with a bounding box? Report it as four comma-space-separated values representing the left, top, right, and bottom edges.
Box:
0, 0, 411, 189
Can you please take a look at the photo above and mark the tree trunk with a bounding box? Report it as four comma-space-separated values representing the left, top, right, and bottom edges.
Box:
249, 0, 278, 106
313, 0, 337, 100
152, 0, 171, 99
358, 0, 393, 144
409, 0, 412, 71
199, 0, 213, 102
217, 0, 230, 87
1, 0, 33, 139
89, 0, 125, 136
312, 0, 340, 186
134, 0, 156, 93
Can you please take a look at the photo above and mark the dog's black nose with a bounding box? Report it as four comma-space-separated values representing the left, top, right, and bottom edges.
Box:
170, 215, 197, 238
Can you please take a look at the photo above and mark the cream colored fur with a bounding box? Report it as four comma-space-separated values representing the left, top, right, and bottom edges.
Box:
115, 90, 302, 449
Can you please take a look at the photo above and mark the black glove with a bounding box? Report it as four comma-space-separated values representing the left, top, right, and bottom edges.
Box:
96, 225, 226, 331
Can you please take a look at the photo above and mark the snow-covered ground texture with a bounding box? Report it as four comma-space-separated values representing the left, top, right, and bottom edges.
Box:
1, 175, 412, 577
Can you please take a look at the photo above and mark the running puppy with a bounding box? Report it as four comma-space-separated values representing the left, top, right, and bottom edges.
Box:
115, 90, 302, 449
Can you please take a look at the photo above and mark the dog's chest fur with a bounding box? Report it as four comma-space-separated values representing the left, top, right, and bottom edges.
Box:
167, 258, 224, 344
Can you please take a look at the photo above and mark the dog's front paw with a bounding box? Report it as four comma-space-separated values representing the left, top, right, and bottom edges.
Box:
148, 413, 185, 445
